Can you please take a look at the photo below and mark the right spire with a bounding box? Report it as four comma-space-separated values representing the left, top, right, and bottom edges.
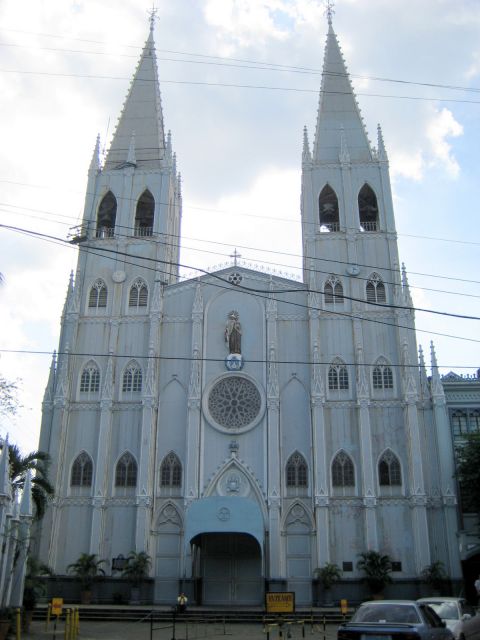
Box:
313, 15, 373, 163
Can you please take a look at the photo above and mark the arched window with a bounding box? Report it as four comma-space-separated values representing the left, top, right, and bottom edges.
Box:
96, 191, 117, 238
332, 451, 355, 487
379, 450, 402, 486
452, 410, 468, 436
71, 452, 93, 486
366, 273, 386, 304
135, 190, 155, 236
88, 279, 107, 309
115, 452, 137, 487
469, 410, 480, 433
372, 358, 394, 390
328, 359, 349, 390
122, 361, 142, 393
160, 452, 182, 488
358, 184, 378, 231
80, 362, 100, 394
286, 452, 308, 488
319, 185, 339, 232
324, 275, 344, 305
128, 279, 148, 309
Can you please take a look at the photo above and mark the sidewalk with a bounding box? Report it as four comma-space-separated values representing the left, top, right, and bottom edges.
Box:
25, 618, 338, 640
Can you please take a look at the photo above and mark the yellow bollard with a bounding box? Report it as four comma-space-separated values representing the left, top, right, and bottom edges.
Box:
75, 608, 80, 637
15, 608, 21, 640
46, 603, 51, 631
64, 609, 70, 640
72, 608, 78, 640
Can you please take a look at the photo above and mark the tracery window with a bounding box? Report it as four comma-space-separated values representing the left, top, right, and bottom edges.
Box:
96, 191, 117, 238
128, 279, 148, 308
208, 377, 261, 430
80, 362, 100, 394
328, 359, 349, 390
134, 190, 155, 236
319, 184, 339, 232
469, 410, 480, 433
71, 452, 93, 487
160, 452, 182, 488
379, 450, 402, 486
324, 275, 344, 305
88, 279, 108, 309
358, 184, 378, 231
332, 451, 355, 487
286, 452, 308, 488
122, 362, 143, 394
115, 452, 137, 488
372, 358, 394, 390
366, 273, 386, 304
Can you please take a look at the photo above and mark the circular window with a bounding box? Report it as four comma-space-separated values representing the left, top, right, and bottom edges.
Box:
207, 376, 262, 431
228, 272, 243, 285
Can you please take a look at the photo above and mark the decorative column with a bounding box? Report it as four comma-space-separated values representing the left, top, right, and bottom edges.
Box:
10, 472, 33, 606
354, 335, 378, 550
402, 340, 430, 572
266, 285, 282, 578
183, 283, 204, 578
0, 441, 12, 605
90, 352, 115, 557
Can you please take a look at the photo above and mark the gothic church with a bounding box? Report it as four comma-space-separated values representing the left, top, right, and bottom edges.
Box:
37, 14, 461, 605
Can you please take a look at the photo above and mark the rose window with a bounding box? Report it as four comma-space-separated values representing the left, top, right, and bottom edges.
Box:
208, 377, 261, 429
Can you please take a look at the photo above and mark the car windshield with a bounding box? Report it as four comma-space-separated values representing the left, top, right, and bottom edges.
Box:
353, 604, 421, 624
424, 602, 459, 620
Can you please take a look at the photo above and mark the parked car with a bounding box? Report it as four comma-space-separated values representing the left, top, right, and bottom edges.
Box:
417, 598, 480, 640
338, 600, 454, 640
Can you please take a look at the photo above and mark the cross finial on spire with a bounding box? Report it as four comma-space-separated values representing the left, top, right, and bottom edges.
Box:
148, 4, 158, 32
230, 249, 241, 266
324, 0, 335, 25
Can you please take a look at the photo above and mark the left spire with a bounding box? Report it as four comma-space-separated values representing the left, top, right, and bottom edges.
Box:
104, 15, 166, 170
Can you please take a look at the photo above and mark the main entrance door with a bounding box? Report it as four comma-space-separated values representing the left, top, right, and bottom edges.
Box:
195, 532, 263, 605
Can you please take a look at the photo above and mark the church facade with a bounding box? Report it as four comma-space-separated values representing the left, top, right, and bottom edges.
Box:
37, 16, 462, 605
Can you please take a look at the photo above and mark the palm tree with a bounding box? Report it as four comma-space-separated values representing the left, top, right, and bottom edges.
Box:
357, 550, 393, 596
7, 444, 54, 520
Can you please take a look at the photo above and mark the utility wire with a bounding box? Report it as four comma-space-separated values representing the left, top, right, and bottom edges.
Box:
2, 222, 479, 344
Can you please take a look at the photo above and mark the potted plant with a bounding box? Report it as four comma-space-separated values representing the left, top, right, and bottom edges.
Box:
314, 563, 342, 605
420, 561, 448, 595
121, 551, 151, 604
23, 556, 52, 632
67, 553, 105, 604
357, 550, 393, 599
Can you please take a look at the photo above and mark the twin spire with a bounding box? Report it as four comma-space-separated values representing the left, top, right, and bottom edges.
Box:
102, 12, 385, 171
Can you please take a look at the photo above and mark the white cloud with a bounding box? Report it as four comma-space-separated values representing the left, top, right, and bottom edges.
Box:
390, 150, 424, 182
426, 108, 463, 178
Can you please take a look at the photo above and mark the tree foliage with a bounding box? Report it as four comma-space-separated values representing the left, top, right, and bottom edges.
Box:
67, 553, 106, 590
357, 550, 393, 594
7, 444, 54, 520
0, 375, 21, 418
456, 434, 480, 515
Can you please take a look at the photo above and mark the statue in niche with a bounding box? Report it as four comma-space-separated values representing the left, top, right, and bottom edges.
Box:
225, 310, 242, 354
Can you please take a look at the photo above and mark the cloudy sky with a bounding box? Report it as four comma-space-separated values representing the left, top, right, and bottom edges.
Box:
1, 0, 479, 454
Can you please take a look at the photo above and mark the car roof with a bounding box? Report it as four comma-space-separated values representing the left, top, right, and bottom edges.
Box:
360, 600, 419, 605
418, 598, 463, 602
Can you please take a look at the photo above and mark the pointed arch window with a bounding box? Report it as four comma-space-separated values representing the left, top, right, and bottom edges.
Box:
286, 452, 308, 488
379, 450, 402, 486
135, 190, 155, 237
80, 362, 100, 394
128, 279, 148, 309
332, 451, 355, 487
328, 359, 349, 390
372, 358, 394, 390
88, 279, 107, 309
358, 184, 378, 231
324, 275, 344, 305
71, 452, 93, 487
115, 452, 137, 488
96, 191, 116, 238
319, 185, 339, 232
469, 410, 480, 433
366, 273, 386, 304
122, 361, 143, 394
160, 452, 182, 488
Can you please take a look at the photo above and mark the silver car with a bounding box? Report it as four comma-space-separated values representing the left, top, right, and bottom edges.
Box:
418, 598, 480, 640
